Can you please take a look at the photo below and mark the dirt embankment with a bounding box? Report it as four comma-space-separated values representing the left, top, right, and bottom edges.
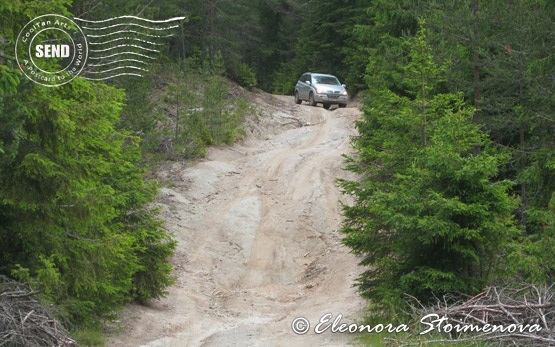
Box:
108, 93, 365, 347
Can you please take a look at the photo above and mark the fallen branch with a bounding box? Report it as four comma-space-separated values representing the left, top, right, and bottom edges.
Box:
411, 284, 555, 346
0, 276, 77, 347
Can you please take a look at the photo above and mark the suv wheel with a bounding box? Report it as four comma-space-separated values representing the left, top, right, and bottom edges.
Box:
309, 92, 317, 107
294, 91, 302, 104
339, 103, 347, 108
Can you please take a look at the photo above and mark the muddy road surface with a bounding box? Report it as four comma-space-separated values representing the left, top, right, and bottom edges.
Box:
108, 94, 365, 347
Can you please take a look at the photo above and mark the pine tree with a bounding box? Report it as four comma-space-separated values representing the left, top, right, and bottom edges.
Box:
0, 1, 176, 326
339, 22, 518, 316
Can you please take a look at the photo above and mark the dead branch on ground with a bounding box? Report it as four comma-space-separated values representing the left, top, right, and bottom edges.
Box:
409, 284, 555, 346
0, 276, 77, 347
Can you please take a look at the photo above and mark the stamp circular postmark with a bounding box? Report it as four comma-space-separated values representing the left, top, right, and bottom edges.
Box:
16, 14, 88, 87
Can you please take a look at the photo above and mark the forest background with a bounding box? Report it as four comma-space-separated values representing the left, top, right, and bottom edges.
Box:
2, 0, 555, 345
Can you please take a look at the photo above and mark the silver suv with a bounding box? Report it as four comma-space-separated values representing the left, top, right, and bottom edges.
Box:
294, 73, 348, 109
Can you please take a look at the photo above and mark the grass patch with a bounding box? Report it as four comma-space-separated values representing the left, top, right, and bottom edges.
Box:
357, 332, 489, 347
72, 327, 106, 347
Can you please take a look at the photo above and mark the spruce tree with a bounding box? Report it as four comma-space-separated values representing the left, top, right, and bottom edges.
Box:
339, 22, 518, 316
0, 1, 176, 326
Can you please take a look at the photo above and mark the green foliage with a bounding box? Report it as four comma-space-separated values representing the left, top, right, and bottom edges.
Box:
71, 327, 106, 347
128, 207, 176, 301
237, 63, 257, 89
111, 67, 165, 155
3, 0, 555, 344
339, 24, 518, 316
271, 62, 300, 95
507, 194, 555, 283
406, 1, 555, 286
0, 72, 175, 327
164, 69, 249, 159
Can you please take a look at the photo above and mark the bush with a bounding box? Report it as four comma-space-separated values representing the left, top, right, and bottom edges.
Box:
164, 71, 250, 159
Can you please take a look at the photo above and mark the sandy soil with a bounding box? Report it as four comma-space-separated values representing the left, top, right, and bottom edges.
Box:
107, 93, 365, 347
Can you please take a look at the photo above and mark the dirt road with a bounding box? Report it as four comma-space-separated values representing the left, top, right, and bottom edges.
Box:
108, 94, 365, 347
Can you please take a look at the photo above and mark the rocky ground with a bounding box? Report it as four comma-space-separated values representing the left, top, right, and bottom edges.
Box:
107, 93, 365, 347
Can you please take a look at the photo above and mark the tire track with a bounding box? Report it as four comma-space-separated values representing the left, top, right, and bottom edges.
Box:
108, 95, 364, 347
